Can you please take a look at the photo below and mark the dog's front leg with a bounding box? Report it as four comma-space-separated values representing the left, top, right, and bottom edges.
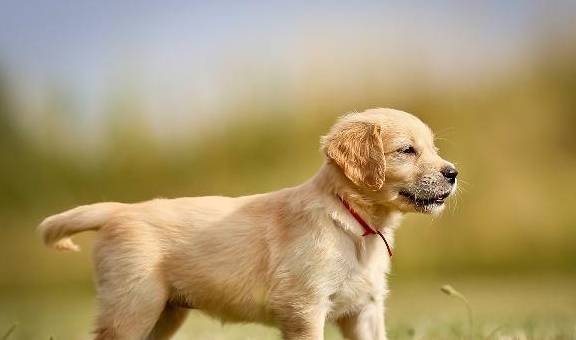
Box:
275, 305, 327, 340
336, 300, 387, 340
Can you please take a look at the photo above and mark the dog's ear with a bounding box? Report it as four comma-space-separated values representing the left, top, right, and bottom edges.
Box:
321, 120, 385, 190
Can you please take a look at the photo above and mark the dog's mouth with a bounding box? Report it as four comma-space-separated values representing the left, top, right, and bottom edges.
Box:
399, 190, 451, 207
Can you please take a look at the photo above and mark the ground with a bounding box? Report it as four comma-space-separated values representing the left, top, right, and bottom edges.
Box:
1, 274, 575, 340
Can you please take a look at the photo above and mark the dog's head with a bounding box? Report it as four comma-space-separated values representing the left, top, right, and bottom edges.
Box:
321, 108, 457, 214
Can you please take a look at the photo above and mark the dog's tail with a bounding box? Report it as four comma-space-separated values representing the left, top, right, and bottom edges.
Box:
38, 202, 125, 251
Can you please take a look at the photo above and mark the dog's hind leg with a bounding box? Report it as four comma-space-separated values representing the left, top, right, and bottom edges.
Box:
92, 271, 168, 340
92, 230, 169, 340
146, 305, 189, 340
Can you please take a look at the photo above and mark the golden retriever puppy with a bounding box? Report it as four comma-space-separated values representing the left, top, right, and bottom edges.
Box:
38, 108, 457, 340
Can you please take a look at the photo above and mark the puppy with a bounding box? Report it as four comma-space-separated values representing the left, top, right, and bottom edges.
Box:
39, 108, 457, 340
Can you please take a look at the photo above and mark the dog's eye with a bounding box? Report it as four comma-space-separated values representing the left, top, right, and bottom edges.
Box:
399, 146, 416, 154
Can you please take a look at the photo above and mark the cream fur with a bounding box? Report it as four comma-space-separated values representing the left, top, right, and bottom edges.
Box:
38, 108, 456, 340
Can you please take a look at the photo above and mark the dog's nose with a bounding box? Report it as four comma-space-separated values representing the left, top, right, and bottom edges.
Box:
441, 166, 458, 184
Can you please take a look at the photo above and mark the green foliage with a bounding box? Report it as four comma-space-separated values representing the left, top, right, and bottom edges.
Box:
1, 276, 574, 339
0, 36, 575, 299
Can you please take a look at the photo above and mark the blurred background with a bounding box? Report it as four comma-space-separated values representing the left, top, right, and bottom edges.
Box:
1, 1, 575, 339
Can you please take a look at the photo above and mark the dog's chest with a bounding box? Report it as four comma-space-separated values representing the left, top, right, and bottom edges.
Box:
326, 252, 389, 319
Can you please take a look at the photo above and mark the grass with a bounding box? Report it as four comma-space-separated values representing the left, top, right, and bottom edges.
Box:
1, 274, 575, 339
440, 284, 474, 337
1, 324, 16, 340
387, 275, 576, 340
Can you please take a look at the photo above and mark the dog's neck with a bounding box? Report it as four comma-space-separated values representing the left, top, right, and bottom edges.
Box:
308, 162, 403, 232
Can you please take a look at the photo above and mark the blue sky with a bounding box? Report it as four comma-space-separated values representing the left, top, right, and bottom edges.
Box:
0, 0, 574, 140
0, 1, 548, 80
0, 1, 541, 76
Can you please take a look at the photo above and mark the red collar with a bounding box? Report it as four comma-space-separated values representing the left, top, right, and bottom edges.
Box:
337, 195, 393, 257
